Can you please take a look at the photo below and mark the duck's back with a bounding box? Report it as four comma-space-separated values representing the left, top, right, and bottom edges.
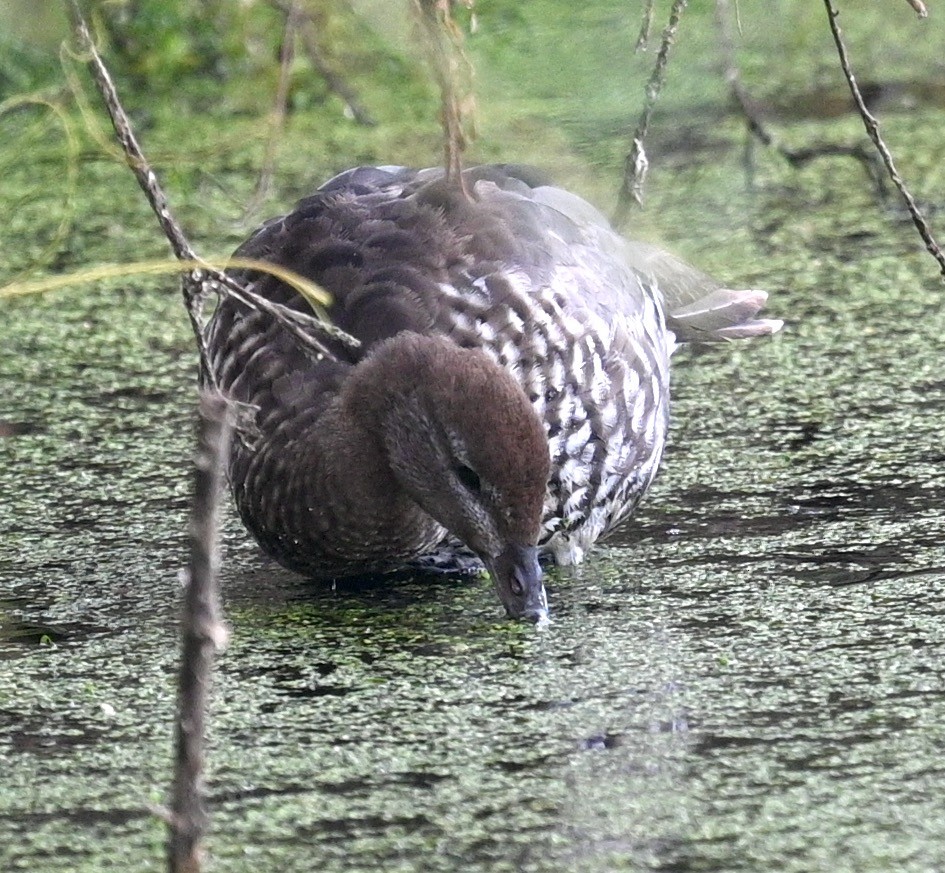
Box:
209, 165, 673, 565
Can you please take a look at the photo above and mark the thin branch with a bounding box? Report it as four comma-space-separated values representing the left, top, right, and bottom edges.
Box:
266, 0, 376, 126
167, 392, 233, 873
635, 0, 655, 52
715, 0, 887, 197
198, 270, 359, 359
65, 0, 361, 382
823, 0, 945, 278
297, 21, 376, 126
66, 0, 195, 262
412, 0, 477, 194
613, 0, 688, 228
241, 1, 300, 222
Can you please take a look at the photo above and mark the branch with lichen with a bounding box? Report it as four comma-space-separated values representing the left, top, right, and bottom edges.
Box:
613, 0, 688, 228
634, 0, 655, 52
166, 392, 232, 873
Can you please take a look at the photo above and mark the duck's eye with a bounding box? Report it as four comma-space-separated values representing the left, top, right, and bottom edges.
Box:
454, 464, 482, 493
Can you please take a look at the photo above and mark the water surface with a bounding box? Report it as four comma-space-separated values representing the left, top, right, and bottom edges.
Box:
2, 4, 945, 871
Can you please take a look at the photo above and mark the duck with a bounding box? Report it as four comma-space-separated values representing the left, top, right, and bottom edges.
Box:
205, 164, 781, 621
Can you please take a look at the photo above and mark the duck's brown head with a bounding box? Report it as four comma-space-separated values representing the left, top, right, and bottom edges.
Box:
345, 333, 551, 620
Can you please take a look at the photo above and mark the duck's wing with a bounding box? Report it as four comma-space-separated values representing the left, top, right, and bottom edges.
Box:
212, 163, 780, 414
506, 181, 783, 342
450, 172, 671, 378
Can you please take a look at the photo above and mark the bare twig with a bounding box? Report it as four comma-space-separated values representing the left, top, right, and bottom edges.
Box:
613, 0, 688, 228
266, 0, 376, 126
904, 0, 929, 18
65, 0, 361, 379
715, 0, 887, 196
412, 0, 477, 194
167, 392, 233, 873
714, 0, 776, 152
66, 0, 195, 262
635, 0, 655, 52
241, 1, 300, 222
297, 21, 376, 126
823, 0, 945, 278
66, 0, 217, 377
199, 269, 360, 359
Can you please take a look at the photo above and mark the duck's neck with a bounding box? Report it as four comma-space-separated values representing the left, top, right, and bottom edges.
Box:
230, 331, 548, 580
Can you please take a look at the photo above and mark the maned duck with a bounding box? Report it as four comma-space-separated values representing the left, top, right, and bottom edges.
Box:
206, 165, 781, 620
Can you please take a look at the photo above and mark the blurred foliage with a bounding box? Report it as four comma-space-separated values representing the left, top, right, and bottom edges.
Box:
0, 0, 428, 119
97, 0, 266, 88
90, 0, 417, 115
2, 0, 944, 283
0, 29, 62, 96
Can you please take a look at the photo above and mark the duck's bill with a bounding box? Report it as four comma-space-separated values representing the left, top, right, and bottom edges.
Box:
488, 543, 548, 622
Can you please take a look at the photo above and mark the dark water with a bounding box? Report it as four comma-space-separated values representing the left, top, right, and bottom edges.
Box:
4, 4, 945, 870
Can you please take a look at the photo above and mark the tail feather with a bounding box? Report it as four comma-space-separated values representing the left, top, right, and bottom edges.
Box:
667, 288, 783, 341
621, 240, 783, 343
